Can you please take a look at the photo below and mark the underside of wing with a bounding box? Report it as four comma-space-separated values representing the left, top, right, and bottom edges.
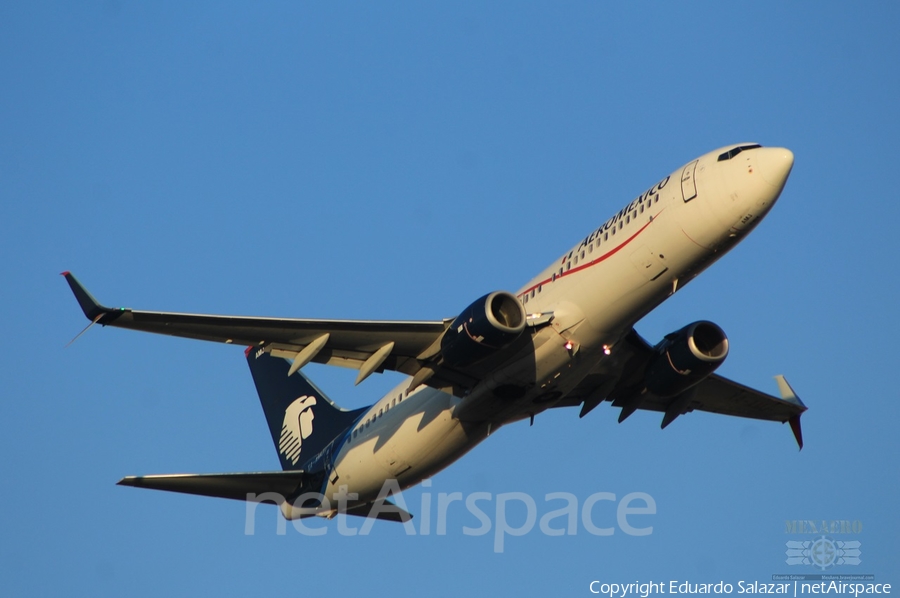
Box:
63, 272, 464, 388
560, 328, 807, 448
651, 373, 805, 423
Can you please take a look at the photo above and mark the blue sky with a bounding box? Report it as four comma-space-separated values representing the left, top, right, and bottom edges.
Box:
1, 2, 898, 596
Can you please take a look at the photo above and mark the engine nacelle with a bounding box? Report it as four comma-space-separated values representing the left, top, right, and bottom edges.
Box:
440, 291, 527, 368
644, 321, 729, 397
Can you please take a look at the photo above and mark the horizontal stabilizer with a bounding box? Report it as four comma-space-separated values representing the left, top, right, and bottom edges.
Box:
120, 472, 414, 522
117, 471, 321, 502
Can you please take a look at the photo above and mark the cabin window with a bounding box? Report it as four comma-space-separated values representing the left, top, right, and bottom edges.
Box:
581, 250, 585, 259
640, 205, 644, 213
537, 285, 542, 293
626, 215, 630, 224
604, 232, 608, 241
589, 243, 593, 253
392, 398, 396, 407
574, 255, 578, 265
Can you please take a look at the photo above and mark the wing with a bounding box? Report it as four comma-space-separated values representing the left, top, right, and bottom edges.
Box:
63, 272, 458, 388
560, 329, 808, 448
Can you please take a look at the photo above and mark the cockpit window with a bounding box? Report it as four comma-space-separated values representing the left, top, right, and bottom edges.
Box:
717, 144, 762, 162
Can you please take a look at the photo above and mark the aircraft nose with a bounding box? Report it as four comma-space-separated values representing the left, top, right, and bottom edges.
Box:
756, 147, 794, 188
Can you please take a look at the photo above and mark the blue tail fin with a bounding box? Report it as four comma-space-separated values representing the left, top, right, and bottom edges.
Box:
246, 347, 367, 471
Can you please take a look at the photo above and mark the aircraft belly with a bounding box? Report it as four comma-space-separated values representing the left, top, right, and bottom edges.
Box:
395, 419, 489, 486
326, 393, 488, 502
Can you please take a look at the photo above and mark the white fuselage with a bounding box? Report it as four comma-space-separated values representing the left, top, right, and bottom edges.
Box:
297, 144, 793, 516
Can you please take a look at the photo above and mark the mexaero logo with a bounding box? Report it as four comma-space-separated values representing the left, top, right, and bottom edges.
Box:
279, 396, 317, 465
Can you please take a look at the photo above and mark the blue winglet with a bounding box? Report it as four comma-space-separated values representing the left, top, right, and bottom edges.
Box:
775, 375, 806, 450
61, 272, 114, 321
789, 415, 804, 451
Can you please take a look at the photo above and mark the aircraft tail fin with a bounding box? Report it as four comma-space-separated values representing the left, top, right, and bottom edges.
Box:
245, 347, 367, 471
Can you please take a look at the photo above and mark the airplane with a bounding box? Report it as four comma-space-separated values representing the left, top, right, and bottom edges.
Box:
64, 142, 806, 523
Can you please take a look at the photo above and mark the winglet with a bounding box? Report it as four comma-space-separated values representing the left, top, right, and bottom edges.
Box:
789, 414, 804, 451
775, 375, 806, 450
774, 375, 806, 409
61, 272, 112, 321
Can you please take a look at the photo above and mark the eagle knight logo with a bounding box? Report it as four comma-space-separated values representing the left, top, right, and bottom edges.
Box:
279, 395, 317, 465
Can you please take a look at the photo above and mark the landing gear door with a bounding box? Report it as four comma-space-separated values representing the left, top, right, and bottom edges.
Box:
681, 160, 698, 202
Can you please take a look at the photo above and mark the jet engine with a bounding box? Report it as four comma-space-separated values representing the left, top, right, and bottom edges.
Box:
644, 321, 729, 397
440, 291, 527, 367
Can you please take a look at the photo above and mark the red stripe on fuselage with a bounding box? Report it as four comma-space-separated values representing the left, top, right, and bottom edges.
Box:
517, 210, 664, 298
